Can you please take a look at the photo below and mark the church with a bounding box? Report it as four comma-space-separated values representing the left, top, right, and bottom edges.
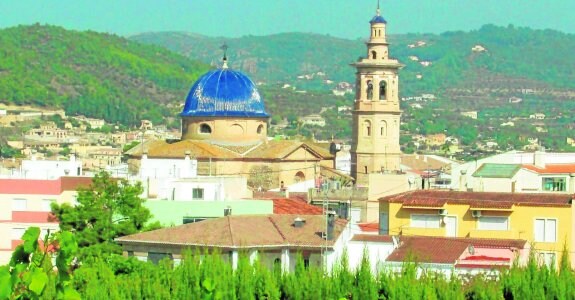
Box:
127, 53, 338, 189
127, 3, 402, 193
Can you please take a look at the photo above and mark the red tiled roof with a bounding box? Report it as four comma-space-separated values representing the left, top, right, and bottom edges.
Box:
117, 214, 348, 249
386, 236, 527, 264
270, 198, 324, 215
455, 264, 508, 269
381, 190, 572, 208
351, 234, 394, 243
357, 223, 379, 232
461, 255, 510, 262
522, 164, 575, 174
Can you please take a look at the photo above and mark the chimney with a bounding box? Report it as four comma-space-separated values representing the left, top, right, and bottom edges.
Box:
534, 149, 545, 168
293, 217, 305, 228
459, 169, 467, 192
224, 206, 232, 216
185, 150, 191, 160
326, 211, 336, 240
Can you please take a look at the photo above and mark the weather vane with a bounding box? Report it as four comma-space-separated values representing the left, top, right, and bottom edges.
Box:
220, 43, 229, 61
220, 42, 229, 68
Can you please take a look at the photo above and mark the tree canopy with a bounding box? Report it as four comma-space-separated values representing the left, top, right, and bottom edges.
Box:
51, 171, 154, 259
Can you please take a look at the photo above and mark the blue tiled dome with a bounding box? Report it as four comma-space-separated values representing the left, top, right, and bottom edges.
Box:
181, 68, 269, 118
370, 15, 387, 24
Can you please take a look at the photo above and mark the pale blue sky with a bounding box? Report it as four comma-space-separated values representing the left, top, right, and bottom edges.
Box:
0, 0, 573, 38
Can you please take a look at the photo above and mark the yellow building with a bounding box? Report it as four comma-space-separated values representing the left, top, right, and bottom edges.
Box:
379, 190, 574, 266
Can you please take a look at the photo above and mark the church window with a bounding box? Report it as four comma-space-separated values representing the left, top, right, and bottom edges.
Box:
371, 51, 377, 59
257, 124, 264, 134
379, 81, 387, 100
380, 121, 387, 136
199, 123, 212, 134
230, 124, 244, 135
363, 120, 371, 137
366, 80, 373, 100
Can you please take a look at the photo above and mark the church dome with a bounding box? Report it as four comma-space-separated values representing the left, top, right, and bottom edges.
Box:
370, 15, 387, 24
181, 68, 269, 118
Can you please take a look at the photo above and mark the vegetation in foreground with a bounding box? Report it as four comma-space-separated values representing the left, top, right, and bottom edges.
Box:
3, 225, 575, 300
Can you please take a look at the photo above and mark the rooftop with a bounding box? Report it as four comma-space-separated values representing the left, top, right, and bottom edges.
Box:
386, 235, 527, 264
523, 163, 575, 174
116, 214, 348, 250
380, 190, 573, 208
473, 163, 521, 178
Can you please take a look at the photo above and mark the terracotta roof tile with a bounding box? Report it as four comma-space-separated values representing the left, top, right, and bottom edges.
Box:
128, 139, 333, 161
117, 214, 347, 249
381, 190, 572, 208
357, 223, 379, 233
522, 164, 575, 174
386, 236, 527, 264
269, 198, 324, 215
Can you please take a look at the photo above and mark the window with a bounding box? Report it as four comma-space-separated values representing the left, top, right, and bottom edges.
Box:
148, 252, 172, 264
538, 252, 556, 268
199, 123, 212, 134
366, 80, 373, 100
371, 51, 376, 59
534, 218, 557, 242
379, 81, 387, 100
410, 214, 440, 229
192, 188, 204, 200
294, 171, 305, 182
12, 199, 27, 211
257, 124, 264, 134
542, 177, 566, 192
478, 216, 509, 231
380, 121, 387, 137
379, 212, 389, 235
12, 228, 25, 240
363, 120, 371, 137
42, 199, 56, 212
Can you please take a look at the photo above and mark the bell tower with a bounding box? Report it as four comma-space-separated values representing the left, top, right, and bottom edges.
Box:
351, 3, 403, 185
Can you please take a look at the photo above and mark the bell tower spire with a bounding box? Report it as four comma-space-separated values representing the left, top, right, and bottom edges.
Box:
350, 3, 403, 185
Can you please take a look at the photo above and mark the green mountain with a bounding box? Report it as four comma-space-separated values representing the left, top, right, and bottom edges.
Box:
131, 25, 575, 95
0, 24, 210, 126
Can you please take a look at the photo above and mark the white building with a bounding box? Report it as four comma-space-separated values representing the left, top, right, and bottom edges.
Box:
451, 151, 575, 193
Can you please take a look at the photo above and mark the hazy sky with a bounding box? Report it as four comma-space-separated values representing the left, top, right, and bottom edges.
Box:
0, 0, 573, 39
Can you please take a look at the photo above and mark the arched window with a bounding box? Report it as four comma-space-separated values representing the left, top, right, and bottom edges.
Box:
363, 120, 371, 137
380, 121, 387, 137
257, 124, 264, 134
366, 80, 373, 100
230, 124, 244, 135
371, 51, 377, 59
379, 81, 387, 100
199, 123, 212, 134
364, 166, 368, 174
294, 171, 305, 182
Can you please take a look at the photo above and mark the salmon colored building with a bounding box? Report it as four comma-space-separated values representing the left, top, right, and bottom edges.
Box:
0, 177, 91, 264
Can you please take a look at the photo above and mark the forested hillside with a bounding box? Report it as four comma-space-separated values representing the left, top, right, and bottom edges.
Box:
0, 24, 209, 125
132, 25, 575, 96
